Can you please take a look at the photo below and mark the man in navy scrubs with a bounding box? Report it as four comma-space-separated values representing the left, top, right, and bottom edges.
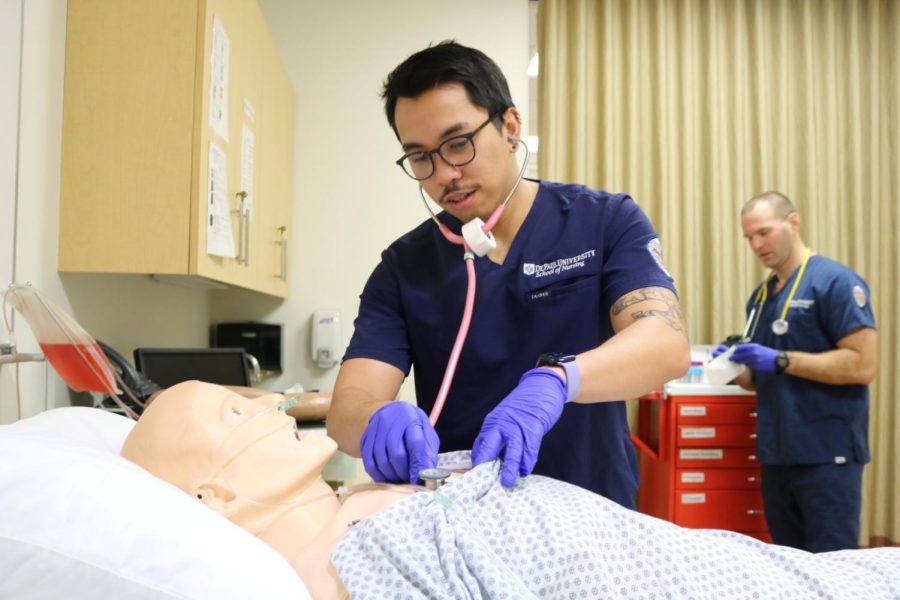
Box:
326, 41, 690, 508
717, 191, 878, 550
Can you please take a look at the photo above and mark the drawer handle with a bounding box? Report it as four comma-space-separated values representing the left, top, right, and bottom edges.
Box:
746, 476, 757, 482
748, 454, 757, 461
749, 433, 757, 440
746, 509, 765, 515
749, 411, 758, 418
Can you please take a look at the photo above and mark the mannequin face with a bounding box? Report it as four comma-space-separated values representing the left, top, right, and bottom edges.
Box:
122, 380, 338, 511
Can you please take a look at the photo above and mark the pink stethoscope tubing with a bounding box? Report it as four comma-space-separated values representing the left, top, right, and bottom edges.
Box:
422, 139, 530, 425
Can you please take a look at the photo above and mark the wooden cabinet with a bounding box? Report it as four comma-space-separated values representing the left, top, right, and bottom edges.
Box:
634, 384, 771, 543
59, 0, 293, 297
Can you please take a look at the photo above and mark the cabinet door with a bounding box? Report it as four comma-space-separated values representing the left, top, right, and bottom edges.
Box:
252, 24, 293, 297
59, 0, 197, 274
192, 0, 261, 288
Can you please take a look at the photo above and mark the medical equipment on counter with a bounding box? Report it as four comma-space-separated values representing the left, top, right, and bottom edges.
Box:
418, 137, 530, 425
704, 345, 747, 386
744, 247, 812, 339
2, 283, 145, 419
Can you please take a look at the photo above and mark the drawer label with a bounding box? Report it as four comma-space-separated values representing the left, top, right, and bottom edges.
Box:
679, 449, 724, 460
681, 472, 705, 483
680, 406, 707, 417
681, 427, 716, 439
680, 493, 706, 504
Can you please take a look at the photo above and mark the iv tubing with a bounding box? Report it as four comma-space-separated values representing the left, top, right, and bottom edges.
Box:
425, 140, 530, 426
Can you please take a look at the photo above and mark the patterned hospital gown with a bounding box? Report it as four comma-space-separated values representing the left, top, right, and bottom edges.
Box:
332, 456, 900, 599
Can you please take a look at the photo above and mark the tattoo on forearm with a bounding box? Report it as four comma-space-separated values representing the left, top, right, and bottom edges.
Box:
612, 287, 687, 335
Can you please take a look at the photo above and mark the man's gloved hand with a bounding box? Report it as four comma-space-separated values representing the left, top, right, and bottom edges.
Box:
711, 344, 730, 359
471, 368, 566, 487
729, 343, 779, 373
360, 402, 439, 484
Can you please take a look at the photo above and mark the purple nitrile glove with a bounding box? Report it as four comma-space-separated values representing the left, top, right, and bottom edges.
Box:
711, 344, 730, 359
360, 401, 439, 484
471, 368, 567, 487
729, 343, 779, 373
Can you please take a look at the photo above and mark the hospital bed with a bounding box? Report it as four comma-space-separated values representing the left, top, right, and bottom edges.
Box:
2, 406, 898, 599
0, 407, 311, 600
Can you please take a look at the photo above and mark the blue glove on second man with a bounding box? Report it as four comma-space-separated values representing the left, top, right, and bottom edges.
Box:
729, 343, 779, 373
471, 368, 568, 487
711, 343, 730, 359
360, 401, 439, 484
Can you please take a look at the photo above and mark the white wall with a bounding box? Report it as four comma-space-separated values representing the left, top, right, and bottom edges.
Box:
1, 0, 529, 421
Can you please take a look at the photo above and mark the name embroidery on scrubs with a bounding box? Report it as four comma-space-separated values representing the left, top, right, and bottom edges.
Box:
789, 299, 814, 309
523, 249, 596, 278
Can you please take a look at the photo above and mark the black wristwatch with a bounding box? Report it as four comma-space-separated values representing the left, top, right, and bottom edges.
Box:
535, 353, 580, 403
536, 352, 576, 369
775, 351, 790, 374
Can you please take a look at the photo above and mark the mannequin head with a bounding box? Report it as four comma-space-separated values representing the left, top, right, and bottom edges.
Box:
121, 381, 341, 541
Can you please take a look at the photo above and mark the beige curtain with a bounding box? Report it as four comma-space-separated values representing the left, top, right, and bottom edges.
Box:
538, 0, 898, 545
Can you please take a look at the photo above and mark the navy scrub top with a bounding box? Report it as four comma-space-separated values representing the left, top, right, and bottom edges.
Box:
345, 180, 676, 507
746, 255, 876, 465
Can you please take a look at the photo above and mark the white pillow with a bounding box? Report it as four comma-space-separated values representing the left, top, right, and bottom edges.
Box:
0, 407, 309, 599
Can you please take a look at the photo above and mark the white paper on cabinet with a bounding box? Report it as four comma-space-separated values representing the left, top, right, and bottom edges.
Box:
207, 141, 236, 258
240, 123, 254, 222
209, 15, 230, 142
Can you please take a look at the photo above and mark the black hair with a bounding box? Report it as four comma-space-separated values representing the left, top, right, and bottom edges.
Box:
381, 40, 515, 138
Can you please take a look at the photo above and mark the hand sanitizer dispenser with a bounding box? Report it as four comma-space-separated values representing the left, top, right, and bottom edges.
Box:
311, 310, 341, 369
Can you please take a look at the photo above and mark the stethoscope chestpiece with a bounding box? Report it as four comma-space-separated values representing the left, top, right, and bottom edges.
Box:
418, 467, 452, 491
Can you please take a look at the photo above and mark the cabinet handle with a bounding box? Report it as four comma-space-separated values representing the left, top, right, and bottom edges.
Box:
749, 433, 757, 440
748, 454, 757, 461
746, 509, 764, 515
277, 226, 287, 282
749, 411, 758, 418
746, 476, 757, 482
233, 191, 248, 265
243, 208, 250, 267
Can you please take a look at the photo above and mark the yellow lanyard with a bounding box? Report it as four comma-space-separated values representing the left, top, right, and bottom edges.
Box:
753, 247, 811, 323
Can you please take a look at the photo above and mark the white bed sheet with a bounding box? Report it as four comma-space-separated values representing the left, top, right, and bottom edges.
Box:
0, 407, 310, 600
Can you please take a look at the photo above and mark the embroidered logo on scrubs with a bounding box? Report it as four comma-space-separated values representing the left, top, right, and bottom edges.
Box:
853, 285, 867, 308
522, 249, 596, 279
646, 238, 671, 278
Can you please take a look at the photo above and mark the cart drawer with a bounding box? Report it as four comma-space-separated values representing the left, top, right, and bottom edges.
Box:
676, 402, 758, 425
676, 447, 760, 468
677, 424, 757, 447
675, 468, 762, 490
675, 489, 767, 530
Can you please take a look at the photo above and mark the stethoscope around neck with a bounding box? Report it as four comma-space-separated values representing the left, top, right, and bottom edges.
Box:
420, 137, 531, 426
742, 247, 811, 340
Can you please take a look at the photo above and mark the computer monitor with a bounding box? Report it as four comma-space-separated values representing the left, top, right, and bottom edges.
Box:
133, 347, 250, 389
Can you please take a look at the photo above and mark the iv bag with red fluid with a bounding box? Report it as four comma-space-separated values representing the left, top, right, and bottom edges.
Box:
3, 284, 117, 394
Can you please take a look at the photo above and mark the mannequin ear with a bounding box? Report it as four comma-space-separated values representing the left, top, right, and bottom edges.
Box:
191, 480, 239, 517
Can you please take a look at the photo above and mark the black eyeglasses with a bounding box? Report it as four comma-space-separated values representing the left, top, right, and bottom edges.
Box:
395, 113, 500, 181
